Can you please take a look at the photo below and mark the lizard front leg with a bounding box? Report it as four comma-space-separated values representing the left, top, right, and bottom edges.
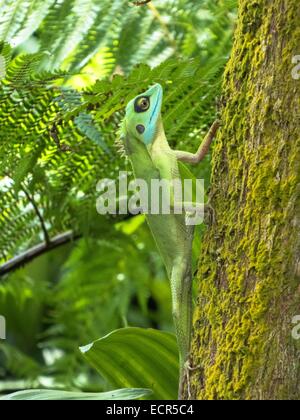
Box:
175, 120, 220, 164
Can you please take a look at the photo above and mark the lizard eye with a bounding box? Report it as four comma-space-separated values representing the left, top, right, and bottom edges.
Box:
134, 96, 150, 113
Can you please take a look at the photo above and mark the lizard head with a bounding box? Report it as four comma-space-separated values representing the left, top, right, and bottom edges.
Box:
124, 83, 163, 146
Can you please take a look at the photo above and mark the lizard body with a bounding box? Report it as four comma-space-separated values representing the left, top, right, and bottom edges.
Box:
120, 84, 219, 399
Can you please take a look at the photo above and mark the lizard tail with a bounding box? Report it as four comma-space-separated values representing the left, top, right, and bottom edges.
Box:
170, 260, 193, 400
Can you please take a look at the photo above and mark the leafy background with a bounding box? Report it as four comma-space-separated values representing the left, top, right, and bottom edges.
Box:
0, 0, 236, 398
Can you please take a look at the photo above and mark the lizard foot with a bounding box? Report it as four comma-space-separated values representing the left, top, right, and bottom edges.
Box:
204, 204, 215, 226
182, 361, 201, 400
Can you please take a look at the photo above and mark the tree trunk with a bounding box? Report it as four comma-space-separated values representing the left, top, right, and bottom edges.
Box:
188, 0, 300, 400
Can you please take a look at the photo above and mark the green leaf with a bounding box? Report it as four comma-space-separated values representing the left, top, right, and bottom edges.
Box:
74, 112, 110, 153
80, 327, 179, 400
0, 388, 152, 401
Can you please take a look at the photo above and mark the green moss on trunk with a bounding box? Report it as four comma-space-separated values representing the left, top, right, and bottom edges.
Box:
189, 0, 300, 400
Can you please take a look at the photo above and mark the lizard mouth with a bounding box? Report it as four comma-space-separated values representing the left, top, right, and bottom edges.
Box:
149, 85, 163, 124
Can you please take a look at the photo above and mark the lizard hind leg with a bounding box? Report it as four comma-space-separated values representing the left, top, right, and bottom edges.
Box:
170, 260, 193, 400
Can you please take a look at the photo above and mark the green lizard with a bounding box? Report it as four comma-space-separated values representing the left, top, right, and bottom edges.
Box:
119, 83, 219, 399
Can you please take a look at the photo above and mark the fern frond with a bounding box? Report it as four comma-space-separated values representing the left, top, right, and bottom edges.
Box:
0, 0, 237, 263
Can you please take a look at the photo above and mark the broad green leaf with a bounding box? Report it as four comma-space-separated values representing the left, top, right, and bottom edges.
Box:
0, 388, 152, 401
80, 327, 179, 400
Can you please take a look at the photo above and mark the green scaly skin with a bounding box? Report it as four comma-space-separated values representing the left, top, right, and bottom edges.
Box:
120, 84, 219, 399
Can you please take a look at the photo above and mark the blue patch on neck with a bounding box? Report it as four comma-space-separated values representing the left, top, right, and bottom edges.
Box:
142, 95, 160, 145
143, 126, 156, 145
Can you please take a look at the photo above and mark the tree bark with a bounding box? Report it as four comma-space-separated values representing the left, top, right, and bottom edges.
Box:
189, 0, 300, 400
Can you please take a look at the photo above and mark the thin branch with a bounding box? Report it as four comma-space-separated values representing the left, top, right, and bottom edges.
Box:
132, 0, 151, 5
0, 231, 81, 278
147, 2, 177, 51
21, 185, 51, 245
132, 1, 177, 50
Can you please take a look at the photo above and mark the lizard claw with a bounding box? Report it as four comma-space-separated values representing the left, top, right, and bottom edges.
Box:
182, 360, 201, 400
204, 204, 215, 225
